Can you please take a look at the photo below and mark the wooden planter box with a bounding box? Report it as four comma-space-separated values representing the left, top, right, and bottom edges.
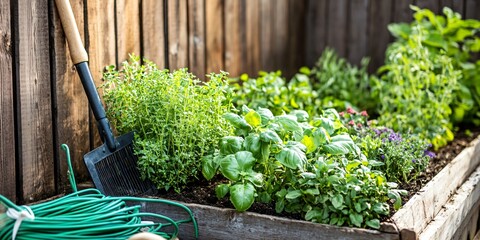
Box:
138, 136, 480, 240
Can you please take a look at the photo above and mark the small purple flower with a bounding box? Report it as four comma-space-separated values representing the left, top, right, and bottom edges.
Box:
381, 154, 385, 160
387, 132, 402, 142
412, 159, 416, 163
424, 150, 436, 158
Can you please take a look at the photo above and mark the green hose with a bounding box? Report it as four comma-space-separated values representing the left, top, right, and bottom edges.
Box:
0, 144, 199, 239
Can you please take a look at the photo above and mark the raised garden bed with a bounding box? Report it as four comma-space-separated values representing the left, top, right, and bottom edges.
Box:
137, 136, 480, 239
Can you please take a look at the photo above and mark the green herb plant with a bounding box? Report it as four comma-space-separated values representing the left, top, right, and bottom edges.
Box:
231, 49, 376, 120
373, 21, 461, 149
389, 6, 480, 126
203, 107, 405, 229
230, 71, 321, 117
102, 55, 233, 192
311, 48, 376, 113
339, 108, 432, 183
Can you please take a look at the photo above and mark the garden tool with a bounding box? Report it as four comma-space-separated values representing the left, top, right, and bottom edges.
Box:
55, 0, 156, 196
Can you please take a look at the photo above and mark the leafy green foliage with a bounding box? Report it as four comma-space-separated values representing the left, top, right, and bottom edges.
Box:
377, 6, 480, 149
203, 107, 403, 229
230, 71, 322, 117
311, 48, 376, 112
280, 156, 406, 228
373, 17, 461, 149
102, 55, 233, 192
339, 108, 433, 183
389, 6, 480, 126
230, 49, 376, 120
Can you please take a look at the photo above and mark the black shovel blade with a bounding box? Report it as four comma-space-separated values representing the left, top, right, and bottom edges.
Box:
83, 132, 156, 196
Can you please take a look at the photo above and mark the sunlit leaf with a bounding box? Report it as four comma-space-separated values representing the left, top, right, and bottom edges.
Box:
215, 184, 229, 199
275, 142, 307, 169
260, 129, 282, 144
245, 111, 262, 127
220, 136, 244, 155
275, 115, 302, 132
323, 135, 356, 155
223, 113, 251, 130
230, 183, 255, 212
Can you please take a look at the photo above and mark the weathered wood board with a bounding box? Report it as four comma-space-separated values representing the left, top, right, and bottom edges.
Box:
0, 0, 16, 202
142, 0, 166, 69
86, 0, 116, 150
392, 136, 480, 239
205, 0, 224, 74
116, 0, 141, 65
167, 0, 188, 70
139, 201, 399, 240
51, 0, 90, 191
188, 0, 205, 78
419, 165, 480, 240
453, 198, 480, 240
17, 0, 55, 203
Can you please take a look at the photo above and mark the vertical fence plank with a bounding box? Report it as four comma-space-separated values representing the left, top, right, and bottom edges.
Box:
0, 0, 16, 202
51, 0, 90, 189
87, 0, 116, 148
305, 0, 328, 67
245, 0, 260, 76
142, 0, 166, 68
392, 0, 414, 23
116, 0, 141, 65
416, 0, 441, 13
224, 0, 245, 77
452, 0, 465, 15
348, 0, 369, 66
367, 0, 393, 72
327, 0, 348, 58
259, 0, 274, 71
168, 0, 188, 70
440, 0, 454, 11
285, 0, 306, 76
17, 0, 54, 202
271, 0, 288, 72
465, 0, 480, 19
205, 0, 224, 74
188, 0, 206, 78
465, 0, 480, 60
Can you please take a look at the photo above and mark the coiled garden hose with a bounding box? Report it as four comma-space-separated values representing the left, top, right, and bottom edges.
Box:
0, 144, 198, 239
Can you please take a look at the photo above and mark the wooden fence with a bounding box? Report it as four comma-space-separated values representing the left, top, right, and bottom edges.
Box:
1, 0, 479, 203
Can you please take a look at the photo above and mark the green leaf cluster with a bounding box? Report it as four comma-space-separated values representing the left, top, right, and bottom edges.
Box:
389, 6, 480, 126
278, 157, 406, 229
230, 53, 375, 120
338, 109, 432, 183
374, 23, 460, 149
377, 6, 480, 149
101, 55, 233, 192
311, 48, 376, 113
230, 71, 322, 117
203, 107, 402, 229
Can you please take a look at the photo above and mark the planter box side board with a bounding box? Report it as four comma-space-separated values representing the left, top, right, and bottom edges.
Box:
419, 165, 480, 240
139, 202, 399, 240
392, 137, 480, 239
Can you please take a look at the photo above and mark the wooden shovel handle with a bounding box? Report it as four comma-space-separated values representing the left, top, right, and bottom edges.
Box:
55, 0, 88, 64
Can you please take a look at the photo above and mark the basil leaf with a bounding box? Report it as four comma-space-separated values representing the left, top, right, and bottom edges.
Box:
230, 183, 255, 212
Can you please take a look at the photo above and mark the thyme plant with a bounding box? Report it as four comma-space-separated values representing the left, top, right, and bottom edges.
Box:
102, 55, 233, 192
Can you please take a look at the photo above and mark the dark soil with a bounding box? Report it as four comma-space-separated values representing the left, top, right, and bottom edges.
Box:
153, 127, 480, 222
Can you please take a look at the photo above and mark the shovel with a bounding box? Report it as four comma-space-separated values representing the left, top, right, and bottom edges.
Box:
55, 0, 156, 196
